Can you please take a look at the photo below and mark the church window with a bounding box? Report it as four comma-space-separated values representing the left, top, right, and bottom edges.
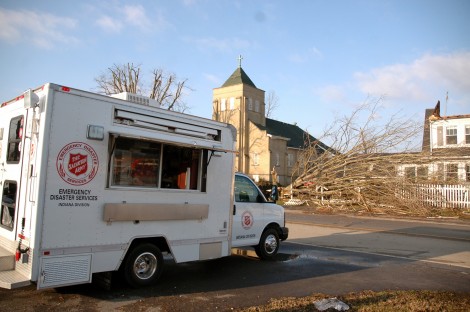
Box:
252, 153, 259, 166
275, 153, 280, 166
287, 153, 294, 167
248, 98, 253, 111
221, 98, 226, 111
255, 100, 260, 113
229, 97, 235, 110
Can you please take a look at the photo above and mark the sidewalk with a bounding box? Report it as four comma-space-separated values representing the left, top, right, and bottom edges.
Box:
285, 208, 470, 242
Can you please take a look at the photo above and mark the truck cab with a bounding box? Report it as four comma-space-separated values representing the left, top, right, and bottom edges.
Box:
232, 173, 288, 259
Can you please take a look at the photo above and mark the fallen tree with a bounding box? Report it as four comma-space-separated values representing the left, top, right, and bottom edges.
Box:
289, 97, 430, 215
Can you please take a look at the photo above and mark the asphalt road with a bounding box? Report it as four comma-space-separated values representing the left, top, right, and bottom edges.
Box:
0, 212, 469, 311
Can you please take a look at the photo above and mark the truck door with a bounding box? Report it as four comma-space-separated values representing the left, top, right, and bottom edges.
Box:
231, 174, 266, 247
1, 111, 27, 241
0, 106, 33, 246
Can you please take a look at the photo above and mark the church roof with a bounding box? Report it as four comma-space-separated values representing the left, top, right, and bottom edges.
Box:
221, 67, 257, 88
262, 118, 331, 153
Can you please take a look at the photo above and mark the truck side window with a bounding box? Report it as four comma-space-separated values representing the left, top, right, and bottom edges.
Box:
234, 175, 259, 203
7, 116, 23, 163
1, 181, 17, 230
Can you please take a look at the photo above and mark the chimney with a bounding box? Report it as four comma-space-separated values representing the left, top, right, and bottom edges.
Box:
422, 108, 434, 153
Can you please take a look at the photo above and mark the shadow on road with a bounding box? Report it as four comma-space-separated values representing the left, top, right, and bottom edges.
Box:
15, 221, 469, 306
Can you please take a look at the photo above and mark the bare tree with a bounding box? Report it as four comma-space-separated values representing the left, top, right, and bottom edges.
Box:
290, 97, 427, 215
265, 90, 279, 118
95, 63, 190, 112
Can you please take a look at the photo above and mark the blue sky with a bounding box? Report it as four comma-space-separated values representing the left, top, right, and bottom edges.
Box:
1, 0, 469, 142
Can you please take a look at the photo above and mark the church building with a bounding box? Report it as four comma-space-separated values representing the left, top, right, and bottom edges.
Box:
212, 61, 327, 186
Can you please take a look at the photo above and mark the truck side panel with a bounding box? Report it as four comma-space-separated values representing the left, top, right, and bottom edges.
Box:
31, 85, 235, 288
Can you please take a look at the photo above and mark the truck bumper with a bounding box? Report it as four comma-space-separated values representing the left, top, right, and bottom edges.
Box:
279, 227, 289, 241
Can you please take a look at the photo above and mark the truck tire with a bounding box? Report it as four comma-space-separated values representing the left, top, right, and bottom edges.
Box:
124, 243, 164, 288
255, 228, 279, 260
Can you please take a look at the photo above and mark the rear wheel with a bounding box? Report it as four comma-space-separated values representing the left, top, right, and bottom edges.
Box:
255, 228, 279, 260
124, 243, 163, 288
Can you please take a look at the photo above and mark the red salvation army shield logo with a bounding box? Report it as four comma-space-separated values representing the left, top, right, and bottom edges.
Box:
241, 211, 254, 229
57, 142, 99, 186
68, 153, 88, 176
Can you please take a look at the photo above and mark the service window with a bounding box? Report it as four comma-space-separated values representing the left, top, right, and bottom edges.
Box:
7, 116, 24, 163
110, 136, 206, 191
1, 181, 17, 230
111, 137, 161, 187
161, 145, 201, 190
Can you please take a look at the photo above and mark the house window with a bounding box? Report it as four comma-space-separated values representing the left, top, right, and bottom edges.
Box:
229, 97, 235, 110
436, 163, 444, 182
446, 126, 457, 145
466, 164, 470, 182
287, 153, 294, 167
405, 167, 416, 182
220, 98, 226, 111
466, 126, 470, 144
445, 163, 459, 182
7, 116, 24, 163
248, 98, 253, 110
1, 181, 17, 230
255, 100, 260, 113
417, 166, 428, 181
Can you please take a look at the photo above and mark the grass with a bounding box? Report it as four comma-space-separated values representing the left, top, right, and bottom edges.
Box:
238, 290, 470, 311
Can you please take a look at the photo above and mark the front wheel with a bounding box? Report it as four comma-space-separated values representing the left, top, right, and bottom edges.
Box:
255, 228, 280, 260
124, 243, 164, 288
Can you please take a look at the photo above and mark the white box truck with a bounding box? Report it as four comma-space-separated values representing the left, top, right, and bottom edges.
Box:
0, 83, 288, 289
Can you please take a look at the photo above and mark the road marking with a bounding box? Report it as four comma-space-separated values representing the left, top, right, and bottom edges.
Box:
286, 240, 470, 269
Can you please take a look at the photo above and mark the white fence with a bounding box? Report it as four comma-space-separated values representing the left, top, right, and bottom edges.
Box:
398, 183, 470, 209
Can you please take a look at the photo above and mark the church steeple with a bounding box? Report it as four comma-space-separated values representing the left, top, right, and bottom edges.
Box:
212, 56, 267, 173
221, 67, 257, 88
219, 55, 257, 88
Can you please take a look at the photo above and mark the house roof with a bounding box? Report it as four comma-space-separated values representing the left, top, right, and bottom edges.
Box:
221, 67, 257, 88
434, 114, 470, 120
255, 118, 332, 153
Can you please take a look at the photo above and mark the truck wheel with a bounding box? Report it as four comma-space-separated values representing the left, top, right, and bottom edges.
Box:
124, 243, 163, 288
255, 228, 279, 260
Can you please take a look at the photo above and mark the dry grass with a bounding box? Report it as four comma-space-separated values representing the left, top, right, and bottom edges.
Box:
238, 290, 470, 311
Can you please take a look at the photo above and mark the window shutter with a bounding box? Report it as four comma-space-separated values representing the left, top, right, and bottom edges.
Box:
437, 126, 443, 146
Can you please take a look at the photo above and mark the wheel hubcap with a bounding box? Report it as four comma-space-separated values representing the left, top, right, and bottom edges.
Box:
133, 252, 157, 280
264, 234, 278, 254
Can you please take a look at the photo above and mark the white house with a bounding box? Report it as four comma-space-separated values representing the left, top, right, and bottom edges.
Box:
399, 103, 470, 183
